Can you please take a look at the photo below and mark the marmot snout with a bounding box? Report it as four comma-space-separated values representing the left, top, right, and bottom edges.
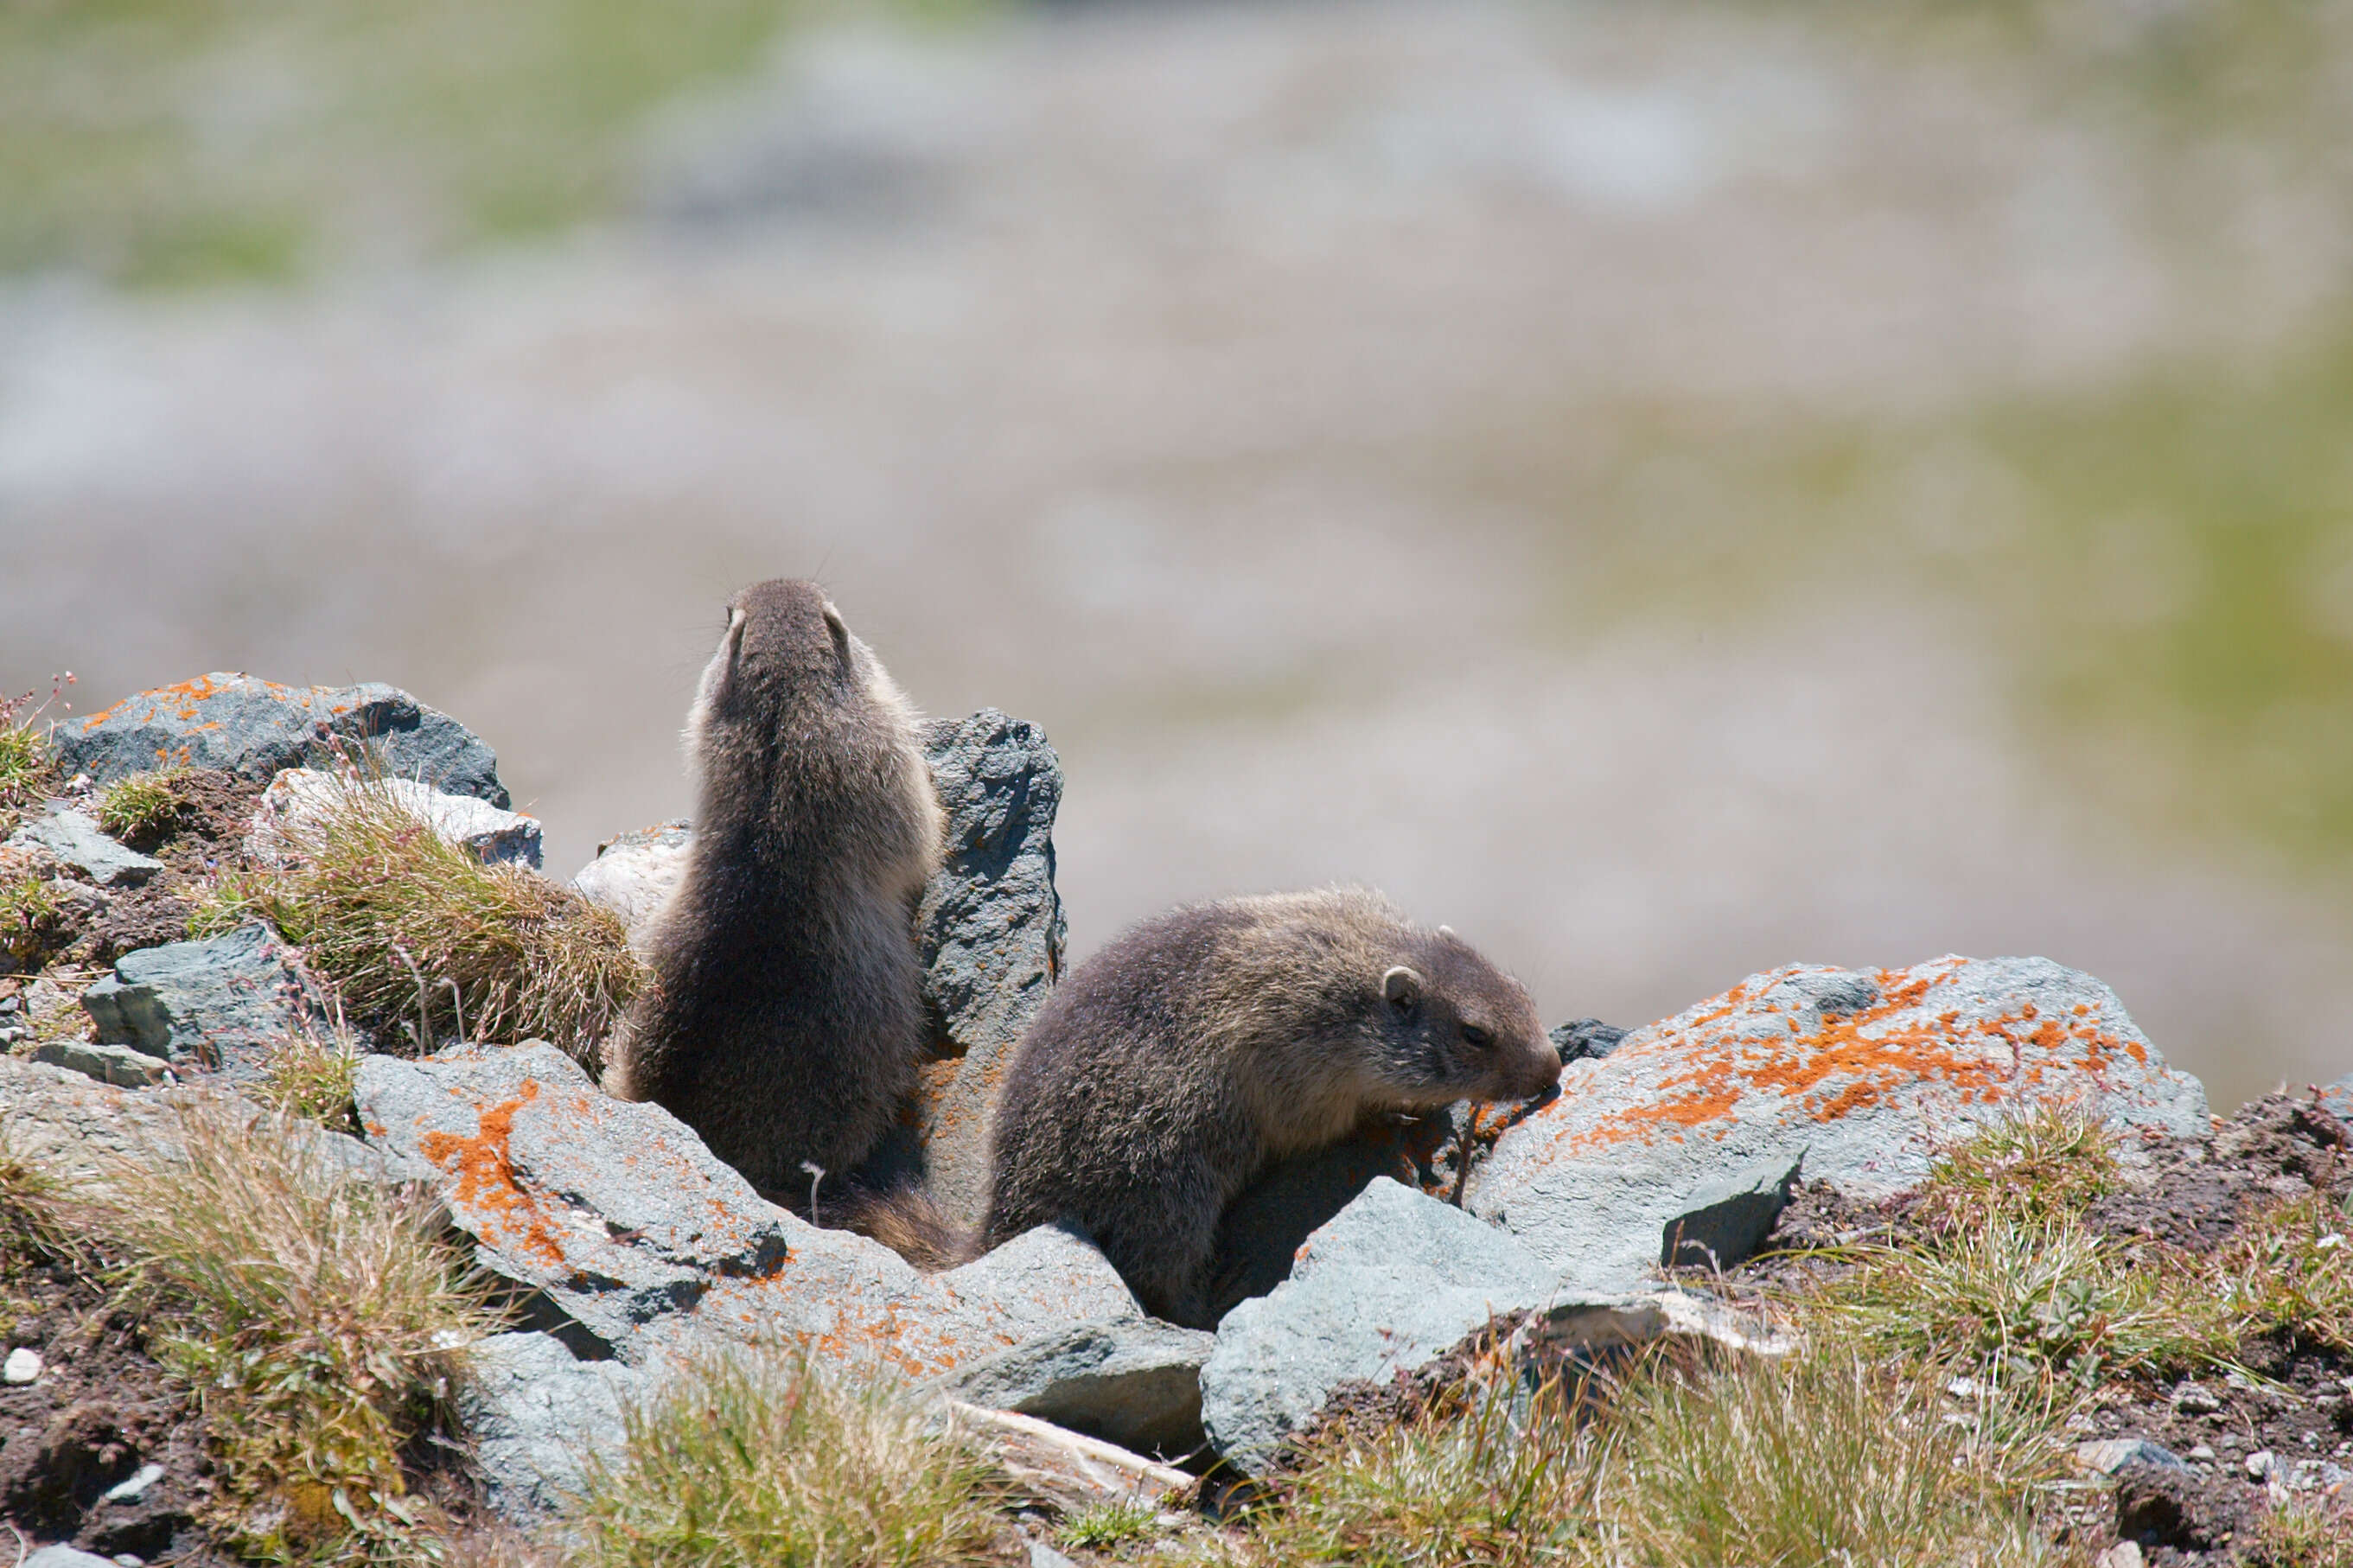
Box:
981, 887, 1558, 1326
604, 578, 943, 1195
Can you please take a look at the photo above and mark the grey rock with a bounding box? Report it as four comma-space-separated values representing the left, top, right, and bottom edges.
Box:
1469, 957, 2212, 1294
356, 1042, 1141, 1374
248, 769, 542, 870
81, 921, 329, 1082
2076, 1438, 2185, 1476
1201, 1177, 1559, 1474
1028, 1540, 1081, 1568
25, 1548, 121, 1568
3, 807, 163, 889
99, 1463, 167, 1505
570, 820, 692, 939
1208, 1109, 1464, 1322
460, 1331, 644, 1525
1661, 1153, 1802, 1272
898, 711, 1068, 1227
2171, 1380, 2222, 1414
2318, 1072, 2353, 1118
30, 1040, 175, 1089
1549, 1018, 1626, 1062
941, 1317, 1215, 1458
57, 672, 507, 805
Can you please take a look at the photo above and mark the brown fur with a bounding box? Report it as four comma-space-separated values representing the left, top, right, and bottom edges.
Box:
603, 579, 944, 1194
976, 888, 1559, 1326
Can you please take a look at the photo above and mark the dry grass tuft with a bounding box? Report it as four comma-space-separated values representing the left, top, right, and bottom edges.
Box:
197, 770, 641, 1069
2245, 1494, 2353, 1568
1911, 1103, 2123, 1233
577, 1345, 1004, 1568
251, 1023, 367, 1133
102, 1099, 501, 1564
1578, 1349, 2065, 1568
2217, 1188, 2353, 1353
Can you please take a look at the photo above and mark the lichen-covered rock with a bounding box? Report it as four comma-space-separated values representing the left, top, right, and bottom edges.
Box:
246, 768, 543, 870
1467, 957, 2213, 1291
570, 820, 692, 938
459, 1332, 643, 1526
3, 807, 164, 889
355, 1042, 1140, 1376
901, 711, 1068, 1226
1200, 1178, 1559, 1475
80, 921, 329, 1083
2318, 1072, 2353, 1119
57, 673, 507, 806
940, 1318, 1215, 1457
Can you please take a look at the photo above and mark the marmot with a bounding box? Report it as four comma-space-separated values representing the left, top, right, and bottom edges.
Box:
981, 888, 1560, 1326
604, 579, 944, 1195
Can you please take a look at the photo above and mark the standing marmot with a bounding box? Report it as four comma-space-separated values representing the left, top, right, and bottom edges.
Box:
983, 888, 1559, 1326
604, 579, 944, 1195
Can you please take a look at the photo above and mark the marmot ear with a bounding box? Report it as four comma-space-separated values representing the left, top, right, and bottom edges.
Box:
1437, 924, 1457, 939
820, 602, 853, 672
1382, 966, 1424, 1008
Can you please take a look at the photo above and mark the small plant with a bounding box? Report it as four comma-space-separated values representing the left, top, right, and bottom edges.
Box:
0, 673, 69, 818
252, 1024, 365, 1132
1233, 1370, 1591, 1568
2244, 1495, 2353, 1568
96, 767, 193, 845
1057, 1499, 1162, 1551
1578, 1348, 2064, 1568
208, 770, 641, 1068
0, 875, 68, 972
100, 1100, 499, 1564
576, 1346, 1004, 1568
2217, 1189, 2353, 1353
1911, 1103, 2122, 1233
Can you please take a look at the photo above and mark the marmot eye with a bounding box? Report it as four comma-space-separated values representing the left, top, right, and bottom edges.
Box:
1461, 1024, 1491, 1049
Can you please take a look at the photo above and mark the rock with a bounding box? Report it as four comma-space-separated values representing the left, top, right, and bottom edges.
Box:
459, 1332, 644, 1526
80, 922, 328, 1082
941, 1318, 1216, 1458
355, 1042, 1141, 1376
1028, 1539, 1081, 1568
947, 1404, 1192, 1514
1550, 1018, 1626, 1062
1467, 958, 2212, 1291
4, 1347, 41, 1383
2244, 1449, 2276, 1480
57, 673, 507, 806
1207, 1110, 1464, 1322
24, 1550, 121, 1568
901, 711, 1068, 1227
2318, 1072, 2353, 1119
2171, 1380, 2222, 1415
246, 768, 542, 870
29, 1042, 173, 1090
2095, 1544, 2145, 1568
570, 821, 692, 938
2075, 1438, 2185, 1476
97, 1463, 165, 1506
1201, 1177, 1560, 1475
1661, 1154, 1803, 1272
3, 808, 163, 889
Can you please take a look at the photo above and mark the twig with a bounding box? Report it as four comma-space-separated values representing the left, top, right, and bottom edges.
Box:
391, 942, 430, 1053
440, 977, 467, 1045
801, 1161, 826, 1227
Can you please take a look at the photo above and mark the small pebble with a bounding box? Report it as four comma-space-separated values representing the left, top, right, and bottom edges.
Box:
99, 1463, 165, 1506
2246, 1450, 2276, 1480
2189, 1444, 2216, 1460
112, 1557, 143, 1568
3, 1347, 42, 1384
2171, 1380, 2222, 1414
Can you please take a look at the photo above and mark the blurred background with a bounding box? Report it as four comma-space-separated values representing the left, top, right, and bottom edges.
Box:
3, 0, 2350, 1108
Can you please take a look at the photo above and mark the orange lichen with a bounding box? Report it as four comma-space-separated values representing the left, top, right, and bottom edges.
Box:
416, 1081, 564, 1267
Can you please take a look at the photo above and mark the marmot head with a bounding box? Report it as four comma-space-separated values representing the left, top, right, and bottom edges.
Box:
684, 578, 891, 778
1366, 928, 1558, 1106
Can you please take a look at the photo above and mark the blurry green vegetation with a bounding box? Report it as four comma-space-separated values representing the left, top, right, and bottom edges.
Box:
0, 0, 985, 287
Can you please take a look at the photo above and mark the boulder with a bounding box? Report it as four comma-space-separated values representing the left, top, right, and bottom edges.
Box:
2318, 1072, 2353, 1119
459, 1331, 644, 1526
940, 1318, 1215, 1458
900, 711, 1068, 1226
246, 768, 543, 870
29, 1040, 175, 1089
570, 821, 692, 938
3, 807, 163, 889
24, 1548, 120, 1568
354, 1042, 1142, 1376
1200, 1178, 1560, 1475
80, 922, 329, 1083
56, 673, 507, 806
1550, 1018, 1627, 1063
1466, 957, 2212, 1291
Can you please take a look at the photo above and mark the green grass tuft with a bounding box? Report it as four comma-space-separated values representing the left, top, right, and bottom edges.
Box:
251, 1025, 367, 1134
102, 1100, 501, 1564
1910, 1103, 2123, 1233
96, 767, 194, 845
1056, 1499, 1162, 1552
201, 772, 642, 1069
576, 1345, 1005, 1568
2217, 1188, 2353, 1354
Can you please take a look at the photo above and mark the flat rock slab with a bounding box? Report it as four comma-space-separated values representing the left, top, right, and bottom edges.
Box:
30, 1040, 175, 1089
80, 921, 328, 1082
1201, 1177, 1560, 1475
570, 820, 692, 939
940, 1318, 1215, 1458
356, 1042, 1141, 1377
57, 672, 507, 805
248, 768, 543, 870
3, 806, 163, 889
1467, 956, 2212, 1291
460, 1331, 644, 1526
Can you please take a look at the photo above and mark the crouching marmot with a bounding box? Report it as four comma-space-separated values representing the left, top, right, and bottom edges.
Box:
604, 578, 944, 1195
980, 887, 1559, 1326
